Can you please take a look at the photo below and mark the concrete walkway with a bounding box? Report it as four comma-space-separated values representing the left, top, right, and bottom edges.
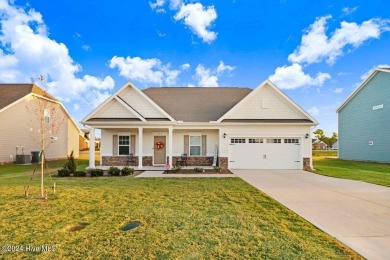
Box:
232, 169, 390, 260
136, 171, 236, 178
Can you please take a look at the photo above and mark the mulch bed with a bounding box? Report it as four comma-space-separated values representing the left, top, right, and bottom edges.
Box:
163, 169, 232, 174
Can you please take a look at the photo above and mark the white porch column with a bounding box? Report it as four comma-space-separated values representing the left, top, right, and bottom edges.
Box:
89, 127, 95, 168
168, 127, 173, 166
138, 127, 143, 169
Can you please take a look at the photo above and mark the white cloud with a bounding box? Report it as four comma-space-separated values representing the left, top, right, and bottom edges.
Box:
82, 44, 91, 51
288, 16, 390, 65
269, 63, 331, 89
342, 6, 359, 15
0, 1, 115, 104
149, 0, 166, 13
174, 3, 217, 43
109, 56, 187, 86
195, 64, 219, 87
308, 106, 319, 116
181, 63, 190, 70
333, 88, 343, 94
194, 61, 235, 87
216, 60, 235, 73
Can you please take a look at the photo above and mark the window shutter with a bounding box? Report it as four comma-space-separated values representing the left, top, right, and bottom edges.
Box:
202, 135, 207, 156
131, 135, 136, 155
113, 135, 118, 156
184, 135, 189, 154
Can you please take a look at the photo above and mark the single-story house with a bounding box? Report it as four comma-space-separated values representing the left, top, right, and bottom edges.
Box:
81, 80, 317, 170
312, 139, 327, 150
0, 84, 80, 164
337, 67, 390, 163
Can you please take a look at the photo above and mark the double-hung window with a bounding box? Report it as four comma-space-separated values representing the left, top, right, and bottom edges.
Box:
189, 135, 201, 156
119, 135, 130, 155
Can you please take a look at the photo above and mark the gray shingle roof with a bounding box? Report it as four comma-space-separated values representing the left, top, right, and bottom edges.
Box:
0, 84, 57, 110
143, 87, 252, 122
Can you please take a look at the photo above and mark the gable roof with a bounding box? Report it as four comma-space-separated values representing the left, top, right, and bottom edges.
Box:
0, 84, 57, 110
337, 67, 390, 113
81, 82, 175, 123
143, 87, 252, 122
217, 80, 318, 124
0, 83, 81, 133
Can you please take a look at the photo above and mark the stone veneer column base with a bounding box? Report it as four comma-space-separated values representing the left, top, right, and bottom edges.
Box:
303, 157, 311, 170
218, 157, 228, 169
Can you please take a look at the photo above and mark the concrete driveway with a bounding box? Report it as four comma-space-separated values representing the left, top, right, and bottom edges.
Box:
232, 169, 390, 260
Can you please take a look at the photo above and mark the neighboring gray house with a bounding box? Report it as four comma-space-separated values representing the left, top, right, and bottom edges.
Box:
337, 68, 390, 163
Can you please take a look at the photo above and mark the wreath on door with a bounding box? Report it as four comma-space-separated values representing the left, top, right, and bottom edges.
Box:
155, 141, 164, 150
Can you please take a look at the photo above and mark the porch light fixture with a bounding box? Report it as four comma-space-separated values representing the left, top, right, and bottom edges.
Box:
223, 133, 226, 138
305, 133, 309, 139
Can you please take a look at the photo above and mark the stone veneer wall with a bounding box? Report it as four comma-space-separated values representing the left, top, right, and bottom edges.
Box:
303, 157, 311, 170
218, 157, 228, 169
172, 156, 214, 166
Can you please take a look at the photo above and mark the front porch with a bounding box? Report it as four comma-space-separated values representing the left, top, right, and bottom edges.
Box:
88, 126, 226, 169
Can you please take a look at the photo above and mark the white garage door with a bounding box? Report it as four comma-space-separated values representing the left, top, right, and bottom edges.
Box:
228, 137, 301, 169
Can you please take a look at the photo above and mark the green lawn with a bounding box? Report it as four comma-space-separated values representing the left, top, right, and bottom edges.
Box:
0, 161, 360, 259
313, 158, 390, 187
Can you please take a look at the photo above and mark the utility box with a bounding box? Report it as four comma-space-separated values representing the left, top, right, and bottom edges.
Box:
31, 151, 40, 164
16, 154, 31, 164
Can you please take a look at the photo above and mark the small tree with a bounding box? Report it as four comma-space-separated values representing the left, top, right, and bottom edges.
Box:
26, 76, 65, 198
64, 150, 77, 174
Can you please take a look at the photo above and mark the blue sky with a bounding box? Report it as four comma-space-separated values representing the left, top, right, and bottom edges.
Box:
1, 0, 390, 135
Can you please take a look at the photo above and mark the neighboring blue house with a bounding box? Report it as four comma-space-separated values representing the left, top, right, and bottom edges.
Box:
337, 68, 390, 163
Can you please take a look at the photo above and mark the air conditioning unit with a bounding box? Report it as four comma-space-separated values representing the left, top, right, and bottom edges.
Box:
16, 154, 31, 164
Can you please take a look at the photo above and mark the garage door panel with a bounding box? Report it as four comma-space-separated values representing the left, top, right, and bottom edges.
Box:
228, 137, 301, 170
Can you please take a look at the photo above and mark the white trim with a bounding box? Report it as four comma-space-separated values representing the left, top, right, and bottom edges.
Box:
81, 81, 175, 124
217, 79, 318, 125
189, 134, 202, 156
337, 68, 390, 113
113, 96, 146, 122
118, 133, 131, 156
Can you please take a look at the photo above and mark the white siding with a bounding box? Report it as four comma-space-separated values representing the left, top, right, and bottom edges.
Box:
94, 99, 139, 119
225, 83, 306, 120
0, 98, 75, 163
118, 86, 166, 118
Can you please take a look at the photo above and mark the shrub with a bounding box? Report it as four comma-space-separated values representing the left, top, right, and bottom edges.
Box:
108, 166, 121, 176
213, 166, 222, 172
74, 170, 86, 177
64, 150, 77, 174
194, 167, 203, 173
121, 167, 134, 176
89, 168, 104, 177
58, 168, 70, 177
172, 165, 181, 172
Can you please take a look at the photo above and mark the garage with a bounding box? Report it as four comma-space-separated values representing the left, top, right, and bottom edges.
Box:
228, 137, 301, 169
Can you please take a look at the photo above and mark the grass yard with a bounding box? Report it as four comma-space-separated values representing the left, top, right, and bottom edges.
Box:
313, 158, 390, 187
0, 161, 361, 259
312, 150, 338, 158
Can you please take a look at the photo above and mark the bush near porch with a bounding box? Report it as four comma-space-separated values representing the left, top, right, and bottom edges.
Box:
0, 163, 360, 259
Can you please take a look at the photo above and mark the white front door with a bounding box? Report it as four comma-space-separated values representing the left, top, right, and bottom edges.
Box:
228, 137, 301, 169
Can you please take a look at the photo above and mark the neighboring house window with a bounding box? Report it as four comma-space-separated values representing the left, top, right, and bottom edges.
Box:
231, 138, 246, 143
189, 136, 201, 156
119, 135, 130, 155
44, 109, 50, 124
